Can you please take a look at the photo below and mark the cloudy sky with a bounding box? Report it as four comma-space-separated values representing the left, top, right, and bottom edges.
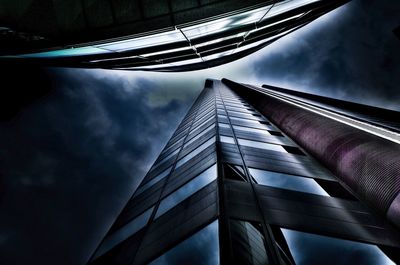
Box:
0, 0, 399, 264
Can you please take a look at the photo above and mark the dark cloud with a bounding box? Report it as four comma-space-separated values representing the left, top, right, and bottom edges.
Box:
0, 67, 200, 265
247, 0, 400, 111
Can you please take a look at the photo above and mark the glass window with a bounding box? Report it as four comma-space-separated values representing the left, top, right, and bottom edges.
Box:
92, 207, 154, 259
220, 136, 235, 144
228, 110, 262, 120
134, 167, 172, 198
238, 138, 287, 153
97, 30, 186, 52
230, 220, 268, 264
161, 139, 184, 157
249, 168, 329, 196
233, 125, 270, 135
154, 148, 180, 167
230, 116, 260, 124
192, 115, 215, 128
226, 106, 256, 114
185, 124, 215, 148
20, 46, 110, 58
281, 228, 395, 265
175, 137, 216, 169
149, 220, 219, 265
155, 164, 217, 218
218, 123, 230, 129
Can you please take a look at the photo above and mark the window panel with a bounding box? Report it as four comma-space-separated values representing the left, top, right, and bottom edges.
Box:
281, 228, 395, 265
230, 116, 261, 124
92, 207, 154, 259
220, 136, 235, 144
218, 123, 230, 129
20, 46, 110, 58
185, 124, 215, 148
175, 136, 216, 169
134, 166, 172, 198
155, 164, 217, 218
97, 30, 186, 52
230, 220, 269, 265
249, 168, 329, 196
149, 220, 219, 265
154, 148, 180, 167
192, 114, 215, 128
233, 125, 271, 136
238, 138, 287, 153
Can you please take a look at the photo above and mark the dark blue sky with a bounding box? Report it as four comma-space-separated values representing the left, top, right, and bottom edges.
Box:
0, 0, 399, 264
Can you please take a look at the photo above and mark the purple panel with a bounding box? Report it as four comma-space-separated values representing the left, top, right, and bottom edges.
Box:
223, 79, 400, 228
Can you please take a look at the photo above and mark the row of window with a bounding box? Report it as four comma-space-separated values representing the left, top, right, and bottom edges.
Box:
215, 86, 335, 199
146, 217, 394, 265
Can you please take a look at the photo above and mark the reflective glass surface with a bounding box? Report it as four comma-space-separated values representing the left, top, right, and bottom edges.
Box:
97, 30, 185, 52
220, 136, 235, 144
155, 164, 217, 218
134, 166, 172, 198
238, 138, 287, 153
175, 136, 216, 169
233, 125, 271, 135
230, 220, 269, 265
20, 46, 110, 58
93, 207, 154, 259
154, 148, 180, 167
149, 220, 219, 265
218, 123, 230, 129
281, 228, 395, 265
185, 125, 215, 148
249, 168, 329, 196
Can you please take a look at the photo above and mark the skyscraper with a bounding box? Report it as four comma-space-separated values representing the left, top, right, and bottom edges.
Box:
88, 79, 400, 265
1, 0, 348, 71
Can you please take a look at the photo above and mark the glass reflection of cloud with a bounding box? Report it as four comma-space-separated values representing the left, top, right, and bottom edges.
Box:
155, 164, 217, 218
175, 136, 216, 169
281, 228, 395, 265
149, 220, 219, 265
249, 168, 329, 196
92, 206, 154, 259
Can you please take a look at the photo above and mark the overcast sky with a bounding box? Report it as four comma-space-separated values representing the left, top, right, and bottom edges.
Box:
0, 0, 399, 264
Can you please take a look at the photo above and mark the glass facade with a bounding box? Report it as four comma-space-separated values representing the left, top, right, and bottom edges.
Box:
90, 79, 399, 265
281, 229, 395, 265
155, 164, 217, 218
149, 220, 219, 265
249, 168, 329, 196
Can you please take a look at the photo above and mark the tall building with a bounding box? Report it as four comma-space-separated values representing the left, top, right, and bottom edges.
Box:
1, 0, 348, 71
88, 79, 400, 265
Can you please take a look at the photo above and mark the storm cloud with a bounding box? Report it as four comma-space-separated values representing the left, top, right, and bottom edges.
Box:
0, 67, 201, 265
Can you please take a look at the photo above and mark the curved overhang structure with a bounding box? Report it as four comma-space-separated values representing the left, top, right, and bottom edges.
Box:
0, 0, 348, 71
